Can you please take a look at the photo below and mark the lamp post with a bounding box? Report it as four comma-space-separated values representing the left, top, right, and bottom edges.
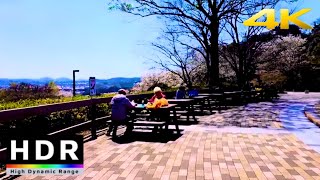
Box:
73, 70, 79, 96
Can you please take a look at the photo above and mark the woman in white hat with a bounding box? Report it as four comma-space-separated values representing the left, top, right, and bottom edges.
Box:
148, 87, 166, 103
146, 87, 168, 109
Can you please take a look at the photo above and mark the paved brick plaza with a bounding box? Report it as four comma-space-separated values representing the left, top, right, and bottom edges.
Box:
16, 93, 320, 180
199, 102, 283, 129
17, 130, 320, 180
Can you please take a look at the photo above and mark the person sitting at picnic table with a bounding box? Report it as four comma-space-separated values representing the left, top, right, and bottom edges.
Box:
188, 86, 199, 97
106, 89, 136, 138
147, 87, 168, 109
176, 85, 186, 99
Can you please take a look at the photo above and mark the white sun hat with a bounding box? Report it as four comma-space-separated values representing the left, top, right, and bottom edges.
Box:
153, 87, 162, 93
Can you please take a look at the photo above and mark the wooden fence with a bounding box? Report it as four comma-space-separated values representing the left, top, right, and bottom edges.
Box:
0, 92, 177, 166
0, 89, 277, 175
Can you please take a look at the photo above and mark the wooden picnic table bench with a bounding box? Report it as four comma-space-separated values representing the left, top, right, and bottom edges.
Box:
223, 91, 242, 95
133, 121, 166, 133
167, 99, 197, 122
131, 104, 181, 134
198, 93, 224, 112
242, 90, 259, 102
189, 96, 208, 114
223, 91, 243, 105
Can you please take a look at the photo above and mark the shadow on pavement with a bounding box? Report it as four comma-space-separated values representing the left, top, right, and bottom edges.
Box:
111, 130, 183, 144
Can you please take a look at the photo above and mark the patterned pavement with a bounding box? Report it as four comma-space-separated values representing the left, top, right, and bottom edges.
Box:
17, 130, 320, 180
199, 102, 283, 129
14, 92, 320, 180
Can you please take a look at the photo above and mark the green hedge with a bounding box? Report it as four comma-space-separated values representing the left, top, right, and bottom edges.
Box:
0, 94, 117, 139
0, 94, 116, 111
0, 90, 175, 135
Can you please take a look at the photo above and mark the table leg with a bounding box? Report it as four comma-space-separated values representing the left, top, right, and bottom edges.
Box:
220, 96, 223, 112
207, 98, 212, 113
187, 105, 190, 122
200, 100, 204, 114
172, 107, 180, 134
130, 110, 136, 122
164, 110, 169, 133
191, 104, 197, 122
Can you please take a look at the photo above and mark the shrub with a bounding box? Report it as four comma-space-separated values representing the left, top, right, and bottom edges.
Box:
0, 82, 60, 102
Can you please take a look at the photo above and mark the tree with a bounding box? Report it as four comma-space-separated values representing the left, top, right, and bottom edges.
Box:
219, 31, 275, 89
149, 30, 206, 88
306, 21, 320, 67
0, 82, 60, 102
256, 35, 307, 90
131, 72, 182, 92
302, 20, 320, 91
47, 81, 60, 97
218, 0, 291, 89
108, 0, 269, 89
109, 0, 300, 90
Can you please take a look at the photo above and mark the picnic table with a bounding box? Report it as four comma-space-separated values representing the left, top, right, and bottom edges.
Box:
242, 90, 258, 102
131, 104, 181, 134
198, 93, 224, 97
223, 91, 242, 95
223, 91, 243, 105
198, 93, 224, 111
167, 99, 197, 122
190, 96, 209, 114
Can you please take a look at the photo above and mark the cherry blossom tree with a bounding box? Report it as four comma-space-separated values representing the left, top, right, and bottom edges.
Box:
256, 35, 307, 89
131, 72, 182, 92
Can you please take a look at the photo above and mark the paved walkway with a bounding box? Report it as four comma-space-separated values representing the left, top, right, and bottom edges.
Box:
16, 92, 320, 180
199, 92, 320, 153
199, 102, 282, 129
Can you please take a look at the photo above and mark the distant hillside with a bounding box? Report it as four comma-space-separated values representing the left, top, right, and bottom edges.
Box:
0, 77, 141, 94
97, 77, 141, 88
55, 77, 72, 81
82, 77, 141, 95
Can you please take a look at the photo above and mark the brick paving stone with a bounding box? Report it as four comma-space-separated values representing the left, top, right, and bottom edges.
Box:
15, 131, 320, 180
199, 102, 284, 128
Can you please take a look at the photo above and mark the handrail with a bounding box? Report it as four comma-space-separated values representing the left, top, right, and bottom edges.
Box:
0, 92, 166, 148
0, 92, 159, 172
0, 99, 93, 123
0, 93, 162, 122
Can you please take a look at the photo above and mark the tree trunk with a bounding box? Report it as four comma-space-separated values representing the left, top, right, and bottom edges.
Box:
205, 56, 211, 87
238, 58, 244, 89
187, 83, 193, 90
209, 14, 220, 89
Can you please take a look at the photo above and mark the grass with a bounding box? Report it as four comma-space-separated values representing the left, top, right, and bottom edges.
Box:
0, 88, 180, 111
0, 94, 116, 111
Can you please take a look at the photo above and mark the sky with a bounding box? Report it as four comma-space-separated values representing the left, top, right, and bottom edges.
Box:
0, 0, 319, 80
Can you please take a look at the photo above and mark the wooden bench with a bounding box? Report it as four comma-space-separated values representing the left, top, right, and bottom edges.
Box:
176, 110, 188, 114
134, 114, 150, 118
133, 121, 166, 133
175, 110, 189, 118
170, 114, 181, 119
134, 113, 181, 121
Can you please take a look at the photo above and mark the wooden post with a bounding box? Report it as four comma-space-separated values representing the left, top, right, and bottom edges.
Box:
0, 148, 7, 165
172, 107, 180, 135
90, 102, 97, 140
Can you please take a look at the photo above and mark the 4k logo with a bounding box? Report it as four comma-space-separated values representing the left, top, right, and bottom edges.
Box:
244, 9, 313, 30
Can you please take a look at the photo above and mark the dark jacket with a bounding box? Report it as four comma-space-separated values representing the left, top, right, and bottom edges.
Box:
111, 94, 135, 121
175, 90, 186, 99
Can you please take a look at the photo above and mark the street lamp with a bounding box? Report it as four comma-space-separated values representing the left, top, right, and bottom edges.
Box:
73, 70, 79, 96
